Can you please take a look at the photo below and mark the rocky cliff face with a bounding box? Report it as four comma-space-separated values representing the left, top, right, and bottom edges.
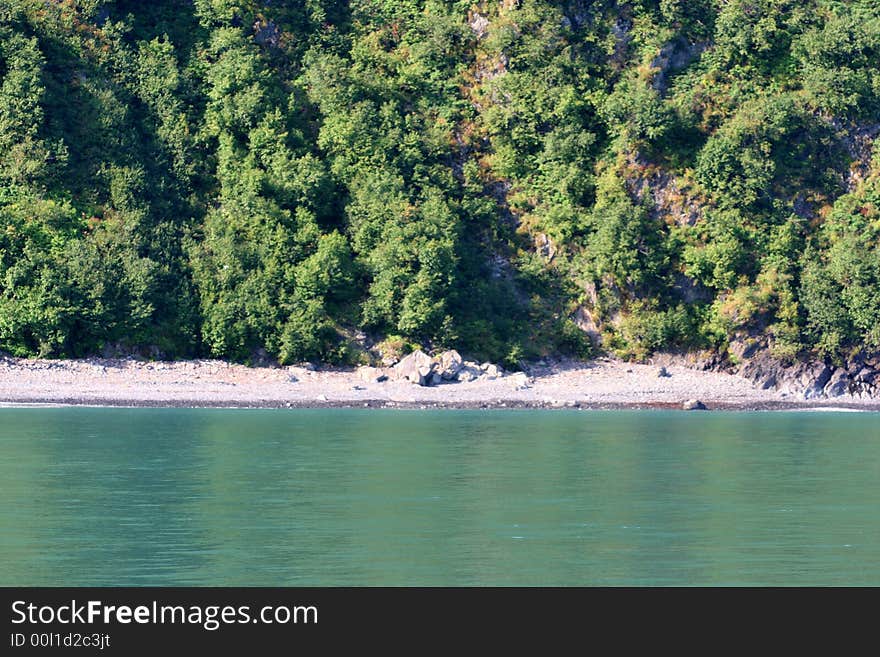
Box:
734, 352, 879, 399
655, 346, 880, 400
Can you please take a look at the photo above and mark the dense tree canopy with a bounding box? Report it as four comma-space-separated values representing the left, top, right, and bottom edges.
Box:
0, 0, 878, 366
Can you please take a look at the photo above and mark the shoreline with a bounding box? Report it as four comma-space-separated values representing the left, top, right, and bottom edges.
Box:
2, 354, 879, 411
1, 398, 878, 412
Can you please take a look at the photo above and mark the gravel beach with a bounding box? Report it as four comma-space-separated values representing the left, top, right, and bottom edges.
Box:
1, 355, 878, 410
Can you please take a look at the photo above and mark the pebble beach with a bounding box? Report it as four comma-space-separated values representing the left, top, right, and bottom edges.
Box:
2, 355, 878, 410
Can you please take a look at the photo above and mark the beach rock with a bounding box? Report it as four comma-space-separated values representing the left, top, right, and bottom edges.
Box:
393, 350, 436, 386
657, 366, 671, 378
508, 372, 532, 389
481, 363, 502, 379
357, 366, 388, 383
434, 350, 464, 380
454, 360, 483, 382
682, 399, 707, 411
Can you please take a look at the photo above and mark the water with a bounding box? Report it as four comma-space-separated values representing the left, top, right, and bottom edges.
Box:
1, 408, 878, 586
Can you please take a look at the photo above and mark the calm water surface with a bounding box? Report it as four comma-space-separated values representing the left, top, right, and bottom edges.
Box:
1, 408, 878, 585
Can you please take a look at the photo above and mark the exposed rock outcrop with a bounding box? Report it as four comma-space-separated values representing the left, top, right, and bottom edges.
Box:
469, 12, 489, 39
655, 344, 880, 400
651, 39, 709, 96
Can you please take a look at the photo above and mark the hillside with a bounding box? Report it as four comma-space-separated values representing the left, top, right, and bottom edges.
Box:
1, 0, 879, 376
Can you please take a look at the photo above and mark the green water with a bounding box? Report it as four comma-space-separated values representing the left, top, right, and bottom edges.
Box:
1, 408, 878, 586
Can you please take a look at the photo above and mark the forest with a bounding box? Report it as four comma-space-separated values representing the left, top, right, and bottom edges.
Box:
0, 0, 878, 368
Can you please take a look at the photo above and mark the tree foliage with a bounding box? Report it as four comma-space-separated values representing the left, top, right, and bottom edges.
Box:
0, 0, 878, 365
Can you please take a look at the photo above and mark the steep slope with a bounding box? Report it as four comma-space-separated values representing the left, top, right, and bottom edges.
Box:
0, 1, 878, 387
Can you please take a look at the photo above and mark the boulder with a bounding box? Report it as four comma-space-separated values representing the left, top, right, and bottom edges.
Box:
434, 350, 464, 380
478, 362, 502, 379
357, 366, 388, 384
682, 399, 707, 411
508, 372, 532, 389
456, 361, 483, 382
393, 350, 436, 386
657, 366, 671, 378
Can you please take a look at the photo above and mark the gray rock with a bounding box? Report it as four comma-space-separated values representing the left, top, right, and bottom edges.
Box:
657, 366, 671, 378
253, 20, 281, 48
801, 364, 833, 399
393, 350, 435, 386
482, 363, 502, 380
682, 399, 707, 411
729, 337, 763, 361
357, 366, 387, 383
824, 370, 850, 397
434, 350, 464, 380
759, 376, 777, 390
855, 367, 877, 384
417, 365, 434, 385
469, 12, 489, 38
455, 366, 481, 383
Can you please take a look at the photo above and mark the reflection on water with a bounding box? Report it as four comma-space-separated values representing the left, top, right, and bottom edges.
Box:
1, 408, 878, 585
